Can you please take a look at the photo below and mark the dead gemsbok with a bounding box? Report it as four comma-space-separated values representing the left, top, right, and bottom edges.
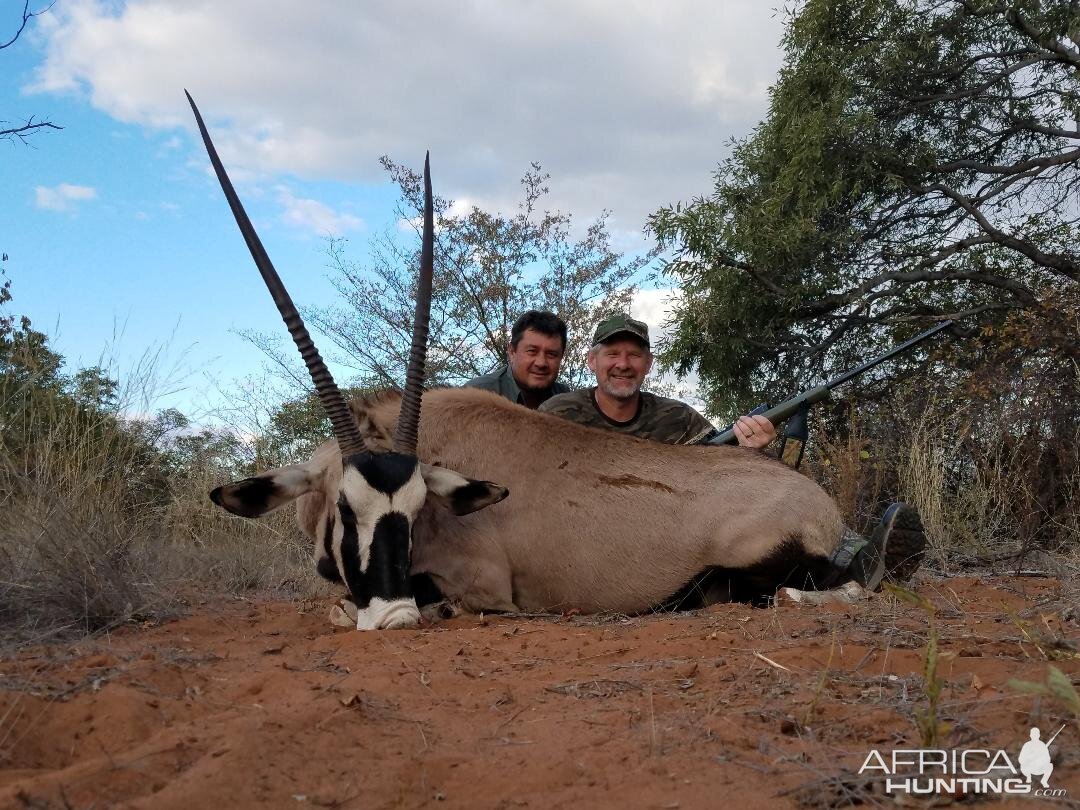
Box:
187, 92, 508, 629
192, 93, 925, 627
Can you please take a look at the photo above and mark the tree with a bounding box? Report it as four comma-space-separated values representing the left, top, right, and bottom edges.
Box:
1, 1, 61, 146
245, 159, 656, 395
0, 270, 64, 392
648, 0, 1079, 415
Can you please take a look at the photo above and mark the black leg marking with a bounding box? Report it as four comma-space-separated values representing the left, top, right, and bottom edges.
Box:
316, 555, 342, 583
411, 573, 444, 607
654, 570, 722, 611
657, 537, 835, 610
317, 513, 340, 582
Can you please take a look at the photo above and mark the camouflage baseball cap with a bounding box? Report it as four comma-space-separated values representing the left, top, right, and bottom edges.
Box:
591, 314, 650, 348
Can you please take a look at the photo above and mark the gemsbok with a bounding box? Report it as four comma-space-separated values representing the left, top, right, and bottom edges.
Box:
192, 93, 924, 627
188, 92, 508, 630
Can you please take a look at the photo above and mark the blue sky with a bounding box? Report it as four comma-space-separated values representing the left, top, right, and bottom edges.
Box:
1, 1, 785, 421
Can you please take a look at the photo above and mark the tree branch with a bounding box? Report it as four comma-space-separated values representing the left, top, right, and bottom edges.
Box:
919, 182, 1080, 280
0, 119, 64, 144
0, 1, 54, 50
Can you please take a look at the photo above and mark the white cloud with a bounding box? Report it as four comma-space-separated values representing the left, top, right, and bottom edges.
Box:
277, 187, 362, 236
34, 183, 97, 212
631, 287, 682, 341
27, 0, 786, 233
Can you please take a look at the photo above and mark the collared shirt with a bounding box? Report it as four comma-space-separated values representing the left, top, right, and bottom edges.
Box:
538, 387, 715, 445
463, 365, 570, 408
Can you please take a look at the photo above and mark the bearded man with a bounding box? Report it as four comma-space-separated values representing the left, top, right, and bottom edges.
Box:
539, 314, 774, 448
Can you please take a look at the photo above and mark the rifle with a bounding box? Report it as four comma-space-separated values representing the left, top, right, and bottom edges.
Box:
703, 320, 955, 457
1046, 723, 1066, 747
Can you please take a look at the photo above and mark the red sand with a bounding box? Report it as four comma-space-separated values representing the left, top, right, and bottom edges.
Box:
2, 576, 1077, 809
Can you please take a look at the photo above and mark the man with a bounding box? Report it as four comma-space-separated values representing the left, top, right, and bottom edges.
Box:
539, 314, 776, 448
464, 310, 570, 409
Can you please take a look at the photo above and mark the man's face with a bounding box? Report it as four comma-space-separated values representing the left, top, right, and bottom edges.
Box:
507, 328, 565, 391
588, 336, 653, 400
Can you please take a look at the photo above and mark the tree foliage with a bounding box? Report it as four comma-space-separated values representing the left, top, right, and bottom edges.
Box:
0, 272, 240, 507
649, 0, 1079, 415
247, 159, 656, 393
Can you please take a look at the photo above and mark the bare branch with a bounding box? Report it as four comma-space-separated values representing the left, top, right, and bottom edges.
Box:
0, 1, 54, 50
0, 119, 64, 144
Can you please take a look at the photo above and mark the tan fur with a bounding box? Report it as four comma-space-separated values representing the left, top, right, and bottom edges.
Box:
290, 387, 847, 615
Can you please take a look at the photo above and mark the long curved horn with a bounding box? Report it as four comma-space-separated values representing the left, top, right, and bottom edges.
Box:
185, 91, 367, 457
392, 153, 433, 456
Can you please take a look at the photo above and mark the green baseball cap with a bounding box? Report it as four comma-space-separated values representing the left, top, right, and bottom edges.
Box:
592, 314, 650, 348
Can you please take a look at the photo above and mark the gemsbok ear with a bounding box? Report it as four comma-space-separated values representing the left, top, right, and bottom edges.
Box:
420, 463, 509, 516
209, 464, 317, 518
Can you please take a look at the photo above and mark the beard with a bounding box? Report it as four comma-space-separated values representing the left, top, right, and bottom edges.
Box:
598, 377, 641, 400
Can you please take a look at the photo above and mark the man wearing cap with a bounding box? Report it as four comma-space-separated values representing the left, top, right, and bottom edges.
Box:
539, 314, 776, 448
464, 310, 571, 409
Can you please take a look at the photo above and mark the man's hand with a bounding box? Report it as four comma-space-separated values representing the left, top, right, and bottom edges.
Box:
733, 414, 776, 449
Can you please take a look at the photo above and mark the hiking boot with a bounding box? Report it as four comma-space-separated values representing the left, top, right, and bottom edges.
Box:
849, 503, 927, 591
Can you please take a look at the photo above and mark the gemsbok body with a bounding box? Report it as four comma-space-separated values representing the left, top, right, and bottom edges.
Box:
262, 387, 851, 615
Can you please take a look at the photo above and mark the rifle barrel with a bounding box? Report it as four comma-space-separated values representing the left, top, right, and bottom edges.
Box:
1047, 723, 1066, 747
704, 319, 955, 446
824, 320, 954, 390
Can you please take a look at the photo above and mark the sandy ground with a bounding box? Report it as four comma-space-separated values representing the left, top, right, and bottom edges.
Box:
1, 576, 1078, 810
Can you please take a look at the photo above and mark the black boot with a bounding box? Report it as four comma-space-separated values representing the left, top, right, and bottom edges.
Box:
827, 503, 927, 591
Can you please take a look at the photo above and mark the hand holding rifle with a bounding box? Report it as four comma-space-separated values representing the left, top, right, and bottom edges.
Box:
733, 413, 776, 449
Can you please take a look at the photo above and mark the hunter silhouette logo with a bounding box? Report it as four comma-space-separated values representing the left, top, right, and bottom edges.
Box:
859, 724, 1068, 797
1019, 725, 1064, 789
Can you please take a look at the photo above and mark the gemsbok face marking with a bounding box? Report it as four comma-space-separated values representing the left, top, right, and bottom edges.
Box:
188, 92, 508, 629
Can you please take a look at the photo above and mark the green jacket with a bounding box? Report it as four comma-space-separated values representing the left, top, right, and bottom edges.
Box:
463, 365, 570, 408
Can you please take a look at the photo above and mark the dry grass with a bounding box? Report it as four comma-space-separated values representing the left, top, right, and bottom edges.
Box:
895, 404, 1010, 570
804, 408, 888, 534
805, 388, 1078, 573
0, 371, 315, 646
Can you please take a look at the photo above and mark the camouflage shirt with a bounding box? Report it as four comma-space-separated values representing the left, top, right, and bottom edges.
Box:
538, 388, 715, 445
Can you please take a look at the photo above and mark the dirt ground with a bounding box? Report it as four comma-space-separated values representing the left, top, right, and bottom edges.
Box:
1, 576, 1078, 810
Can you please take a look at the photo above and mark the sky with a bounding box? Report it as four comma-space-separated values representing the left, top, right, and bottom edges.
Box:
1, 0, 787, 420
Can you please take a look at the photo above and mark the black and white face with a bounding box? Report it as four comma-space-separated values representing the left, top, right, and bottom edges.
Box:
329, 452, 428, 629
210, 451, 508, 630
